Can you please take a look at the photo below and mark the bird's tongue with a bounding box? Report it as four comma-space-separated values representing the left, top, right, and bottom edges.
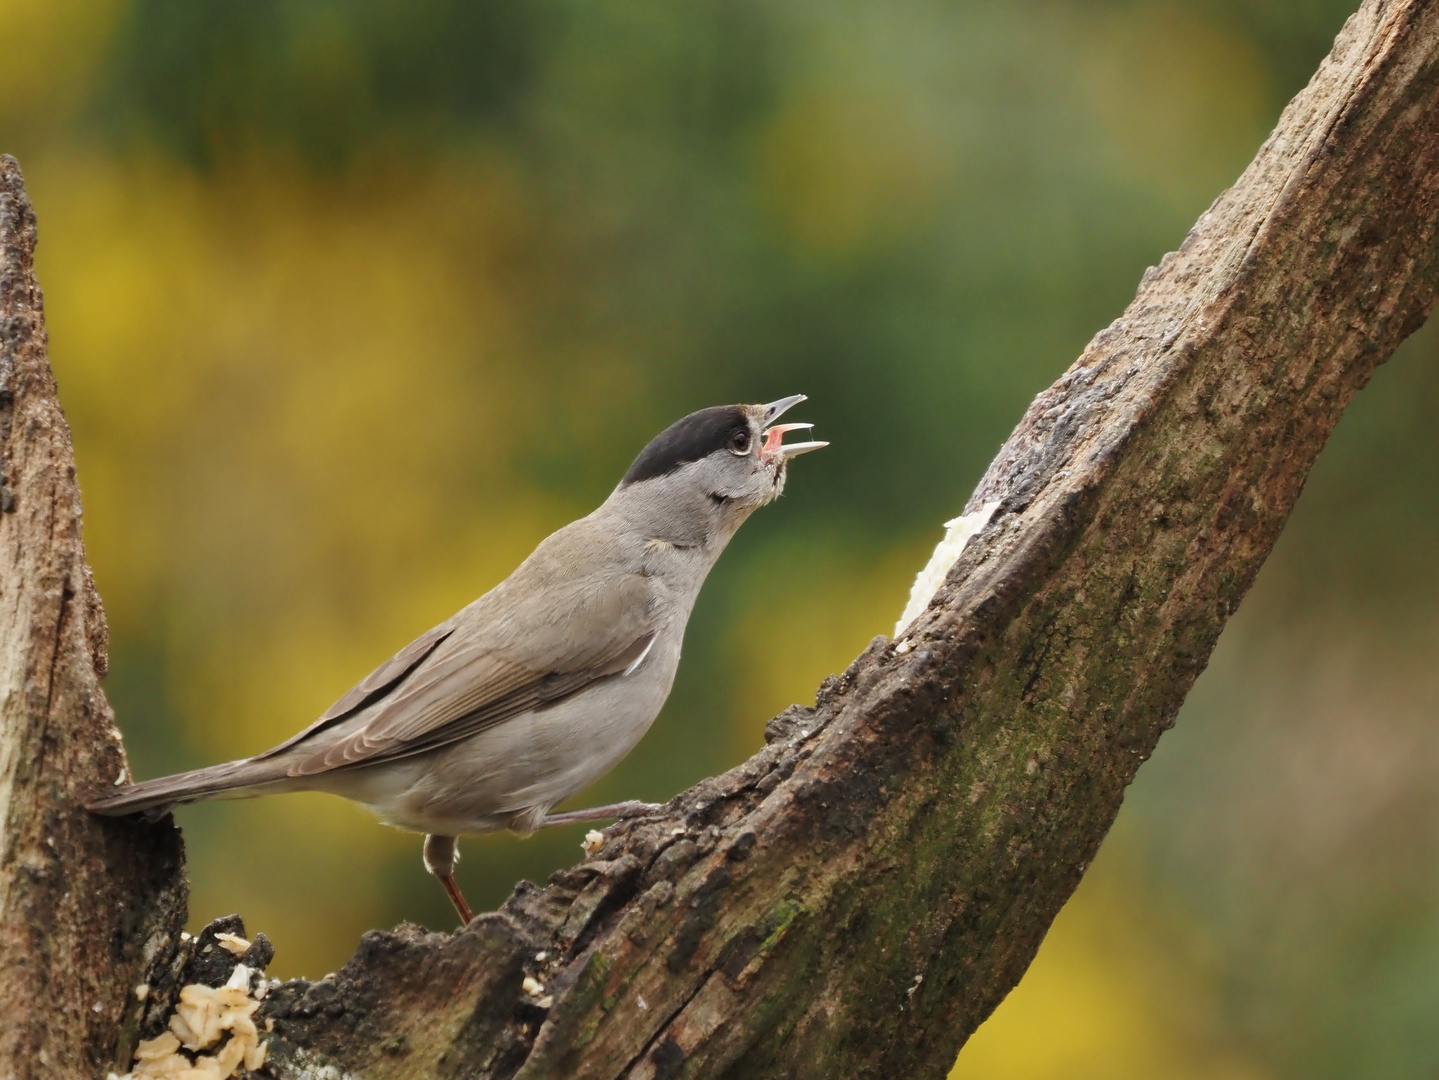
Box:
760, 422, 829, 461
761, 423, 809, 457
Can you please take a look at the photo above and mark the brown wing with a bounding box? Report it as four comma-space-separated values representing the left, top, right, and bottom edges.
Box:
287, 565, 657, 776
252, 620, 457, 761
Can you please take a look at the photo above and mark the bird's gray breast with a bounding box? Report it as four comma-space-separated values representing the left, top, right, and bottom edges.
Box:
348, 623, 681, 835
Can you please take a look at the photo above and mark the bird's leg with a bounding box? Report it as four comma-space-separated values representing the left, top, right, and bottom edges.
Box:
538, 800, 663, 828
422, 833, 473, 925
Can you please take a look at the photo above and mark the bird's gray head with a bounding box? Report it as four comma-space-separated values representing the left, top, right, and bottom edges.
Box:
609, 395, 826, 547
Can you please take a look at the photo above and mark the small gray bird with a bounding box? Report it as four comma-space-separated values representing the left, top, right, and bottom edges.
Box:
89, 396, 825, 923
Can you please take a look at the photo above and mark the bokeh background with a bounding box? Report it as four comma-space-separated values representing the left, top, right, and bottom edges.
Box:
4, 0, 1436, 1075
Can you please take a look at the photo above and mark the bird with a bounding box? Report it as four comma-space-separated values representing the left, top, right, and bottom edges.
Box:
88, 396, 826, 924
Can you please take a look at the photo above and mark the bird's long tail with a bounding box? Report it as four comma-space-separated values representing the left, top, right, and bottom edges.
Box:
86, 758, 295, 821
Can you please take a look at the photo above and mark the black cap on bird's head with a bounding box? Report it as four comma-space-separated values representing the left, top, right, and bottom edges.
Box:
621, 395, 826, 487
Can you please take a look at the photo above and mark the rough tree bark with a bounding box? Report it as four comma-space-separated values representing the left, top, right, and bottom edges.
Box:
0, 159, 187, 1079
1, 0, 1438, 1076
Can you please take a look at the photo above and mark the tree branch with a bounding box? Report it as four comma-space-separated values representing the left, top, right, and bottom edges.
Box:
3, 0, 1438, 1076
0, 157, 186, 1079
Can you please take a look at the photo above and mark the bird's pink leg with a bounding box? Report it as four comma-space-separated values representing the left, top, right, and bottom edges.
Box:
423, 834, 473, 925
438, 874, 473, 925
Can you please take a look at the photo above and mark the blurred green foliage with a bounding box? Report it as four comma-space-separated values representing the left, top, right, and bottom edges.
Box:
3, 0, 1435, 1076
102, 0, 551, 166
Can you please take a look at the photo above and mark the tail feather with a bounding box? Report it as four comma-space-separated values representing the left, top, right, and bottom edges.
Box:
87, 758, 294, 820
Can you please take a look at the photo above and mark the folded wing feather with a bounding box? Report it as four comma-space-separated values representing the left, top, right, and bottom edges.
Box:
287, 565, 657, 776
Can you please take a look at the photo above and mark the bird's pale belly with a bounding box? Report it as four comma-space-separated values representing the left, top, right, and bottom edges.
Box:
319, 644, 679, 836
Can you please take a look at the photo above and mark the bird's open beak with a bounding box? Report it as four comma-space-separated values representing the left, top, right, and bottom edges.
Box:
759, 395, 828, 461
762, 394, 808, 424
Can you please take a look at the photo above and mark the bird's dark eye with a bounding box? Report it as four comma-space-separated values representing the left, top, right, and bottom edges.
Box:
730, 429, 751, 455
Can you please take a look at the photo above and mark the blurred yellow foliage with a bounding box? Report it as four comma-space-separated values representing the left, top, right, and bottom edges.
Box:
758, 5, 959, 258
34, 151, 595, 973
0, 0, 122, 125
762, 84, 950, 257
1080, 4, 1270, 211
952, 843, 1271, 1080
726, 536, 927, 753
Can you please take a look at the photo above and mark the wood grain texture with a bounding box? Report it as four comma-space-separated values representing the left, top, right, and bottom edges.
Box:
0, 156, 187, 1079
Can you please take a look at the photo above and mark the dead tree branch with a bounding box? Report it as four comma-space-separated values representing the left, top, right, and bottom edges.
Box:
0, 158, 186, 1079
